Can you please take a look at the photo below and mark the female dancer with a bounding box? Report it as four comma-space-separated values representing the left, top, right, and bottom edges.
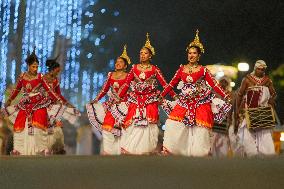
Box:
118, 34, 176, 155
161, 30, 231, 157
43, 57, 80, 153
86, 45, 131, 155
4, 48, 62, 155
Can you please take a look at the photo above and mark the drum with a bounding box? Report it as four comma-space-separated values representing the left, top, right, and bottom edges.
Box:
245, 106, 275, 130
212, 121, 229, 134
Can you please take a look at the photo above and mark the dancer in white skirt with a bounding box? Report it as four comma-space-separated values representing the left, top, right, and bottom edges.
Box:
118, 34, 176, 155
86, 45, 131, 155
43, 57, 80, 153
3, 48, 62, 155
235, 60, 276, 157
160, 30, 231, 157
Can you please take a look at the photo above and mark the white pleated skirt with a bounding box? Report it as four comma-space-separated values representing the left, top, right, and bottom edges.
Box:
121, 123, 159, 155
101, 130, 121, 155
210, 132, 230, 157
235, 119, 275, 157
163, 119, 211, 157
13, 121, 49, 155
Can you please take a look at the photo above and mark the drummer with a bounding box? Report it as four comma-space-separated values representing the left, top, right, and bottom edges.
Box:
235, 60, 277, 157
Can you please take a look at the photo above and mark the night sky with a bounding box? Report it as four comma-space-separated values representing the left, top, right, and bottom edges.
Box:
103, 0, 283, 81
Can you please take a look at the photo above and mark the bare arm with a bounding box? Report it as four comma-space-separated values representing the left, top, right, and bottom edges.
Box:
236, 78, 248, 114
234, 77, 248, 132
267, 79, 277, 107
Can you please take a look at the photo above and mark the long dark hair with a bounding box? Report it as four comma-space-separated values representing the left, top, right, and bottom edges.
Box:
46, 56, 60, 72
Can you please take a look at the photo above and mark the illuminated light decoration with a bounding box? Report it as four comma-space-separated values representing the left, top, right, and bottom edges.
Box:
101, 34, 106, 39
0, 0, 11, 105
238, 62, 250, 72
230, 81, 236, 88
100, 8, 106, 13
13, 0, 20, 32
98, 73, 106, 102
81, 71, 91, 111
89, 0, 98, 6
60, 71, 65, 88
11, 60, 16, 84
113, 11, 119, 16
206, 65, 238, 79
83, 29, 90, 39
95, 38, 100, 46
280, 132, 284, 142
92, 72, 98, 99
216, 71, 225, 79
0, 0, 119, 110
98, 73, 104, 87
108, 59, 115, 69
87, 53, 93, 58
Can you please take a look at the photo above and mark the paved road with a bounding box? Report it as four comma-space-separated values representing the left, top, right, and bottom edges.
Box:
1, 155, 284, 189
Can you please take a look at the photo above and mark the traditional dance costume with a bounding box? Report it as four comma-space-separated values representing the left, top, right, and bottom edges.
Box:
45, 76, 80, 151
235, 61, 276, 156
118, 34, 176, 154
161, 30, 231, 157
86, 45, 131, 155
4, 73, 61, 155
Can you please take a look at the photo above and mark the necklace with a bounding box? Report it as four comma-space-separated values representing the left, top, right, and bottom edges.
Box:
251, 74, 265, 85
25, 71, 38, 81
186, 63, 198, 73
114, 71, 125, 77
46, 73, 56, 83
140, 64, 151, 70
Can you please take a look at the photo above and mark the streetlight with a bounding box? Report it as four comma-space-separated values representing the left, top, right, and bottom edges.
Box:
238, 62, 249, 72
230, 81, 236, 88
235, 62, 250, 88
216, 71, 225, 79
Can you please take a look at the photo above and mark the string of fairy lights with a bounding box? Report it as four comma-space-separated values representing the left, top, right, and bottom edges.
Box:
0, 0, 12, 106
0, 0, 120, 110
